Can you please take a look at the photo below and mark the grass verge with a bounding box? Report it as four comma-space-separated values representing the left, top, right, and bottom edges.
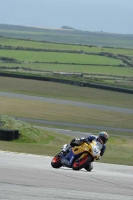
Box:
0, 96, 133, 129
0, 77, 133, 108
0, 114, 72, 155
0, 114, 133, 166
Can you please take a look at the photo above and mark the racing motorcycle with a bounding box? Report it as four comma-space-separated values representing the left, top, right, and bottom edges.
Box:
51, 140, 101, 171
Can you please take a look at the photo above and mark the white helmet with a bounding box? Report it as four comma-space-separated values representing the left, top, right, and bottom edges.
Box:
98, 132, 109, 144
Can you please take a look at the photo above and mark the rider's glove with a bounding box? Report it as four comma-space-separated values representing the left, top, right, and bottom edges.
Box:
74, 138, 81, 145
72, 137, 87, 146
80, 137, 85, 141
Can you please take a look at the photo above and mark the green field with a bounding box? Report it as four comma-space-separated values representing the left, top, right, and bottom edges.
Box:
0, 49, 123, 65
0, 36, 133, 89
1, 37, 133, 56
1, 62, 133, 77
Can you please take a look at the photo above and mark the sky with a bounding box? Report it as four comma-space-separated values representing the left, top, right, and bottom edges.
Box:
0, 0, 133, 34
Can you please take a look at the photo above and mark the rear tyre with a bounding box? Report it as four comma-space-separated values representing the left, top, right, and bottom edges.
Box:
72, 155, 91, 170
51, 155, 62, 168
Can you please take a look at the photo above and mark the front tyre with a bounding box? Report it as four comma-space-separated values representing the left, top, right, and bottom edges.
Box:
51, 155, 62, 168
84, 162, 93, 171
72, 155, 91, 170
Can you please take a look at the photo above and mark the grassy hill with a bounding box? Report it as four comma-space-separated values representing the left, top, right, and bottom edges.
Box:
0, 24, 133, 48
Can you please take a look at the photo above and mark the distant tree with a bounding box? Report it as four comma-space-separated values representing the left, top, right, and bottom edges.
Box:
61, 26, 75, 30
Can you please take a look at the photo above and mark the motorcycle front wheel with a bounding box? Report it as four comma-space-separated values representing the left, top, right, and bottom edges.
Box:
51, 155, 62, 168
72, 155, 91, 170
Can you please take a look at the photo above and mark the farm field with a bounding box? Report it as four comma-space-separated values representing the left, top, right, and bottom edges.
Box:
0, 37, 133, 89
0, 62, 133, 76
1, 37, 133, 56
0, 49, 122, 65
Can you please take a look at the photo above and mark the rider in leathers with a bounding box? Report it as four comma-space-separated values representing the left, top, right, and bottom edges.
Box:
62, 131, 109, 171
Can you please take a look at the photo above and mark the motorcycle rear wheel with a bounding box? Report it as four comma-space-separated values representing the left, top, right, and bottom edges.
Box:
72, 155, 91, 170
51, 155, 62, 168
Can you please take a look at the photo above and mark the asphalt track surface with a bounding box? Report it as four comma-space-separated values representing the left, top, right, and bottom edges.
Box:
0, 151, 133, 200
1, 92, 133, 133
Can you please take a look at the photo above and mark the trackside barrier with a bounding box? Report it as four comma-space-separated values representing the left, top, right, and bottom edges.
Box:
0, 129, 20, 141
